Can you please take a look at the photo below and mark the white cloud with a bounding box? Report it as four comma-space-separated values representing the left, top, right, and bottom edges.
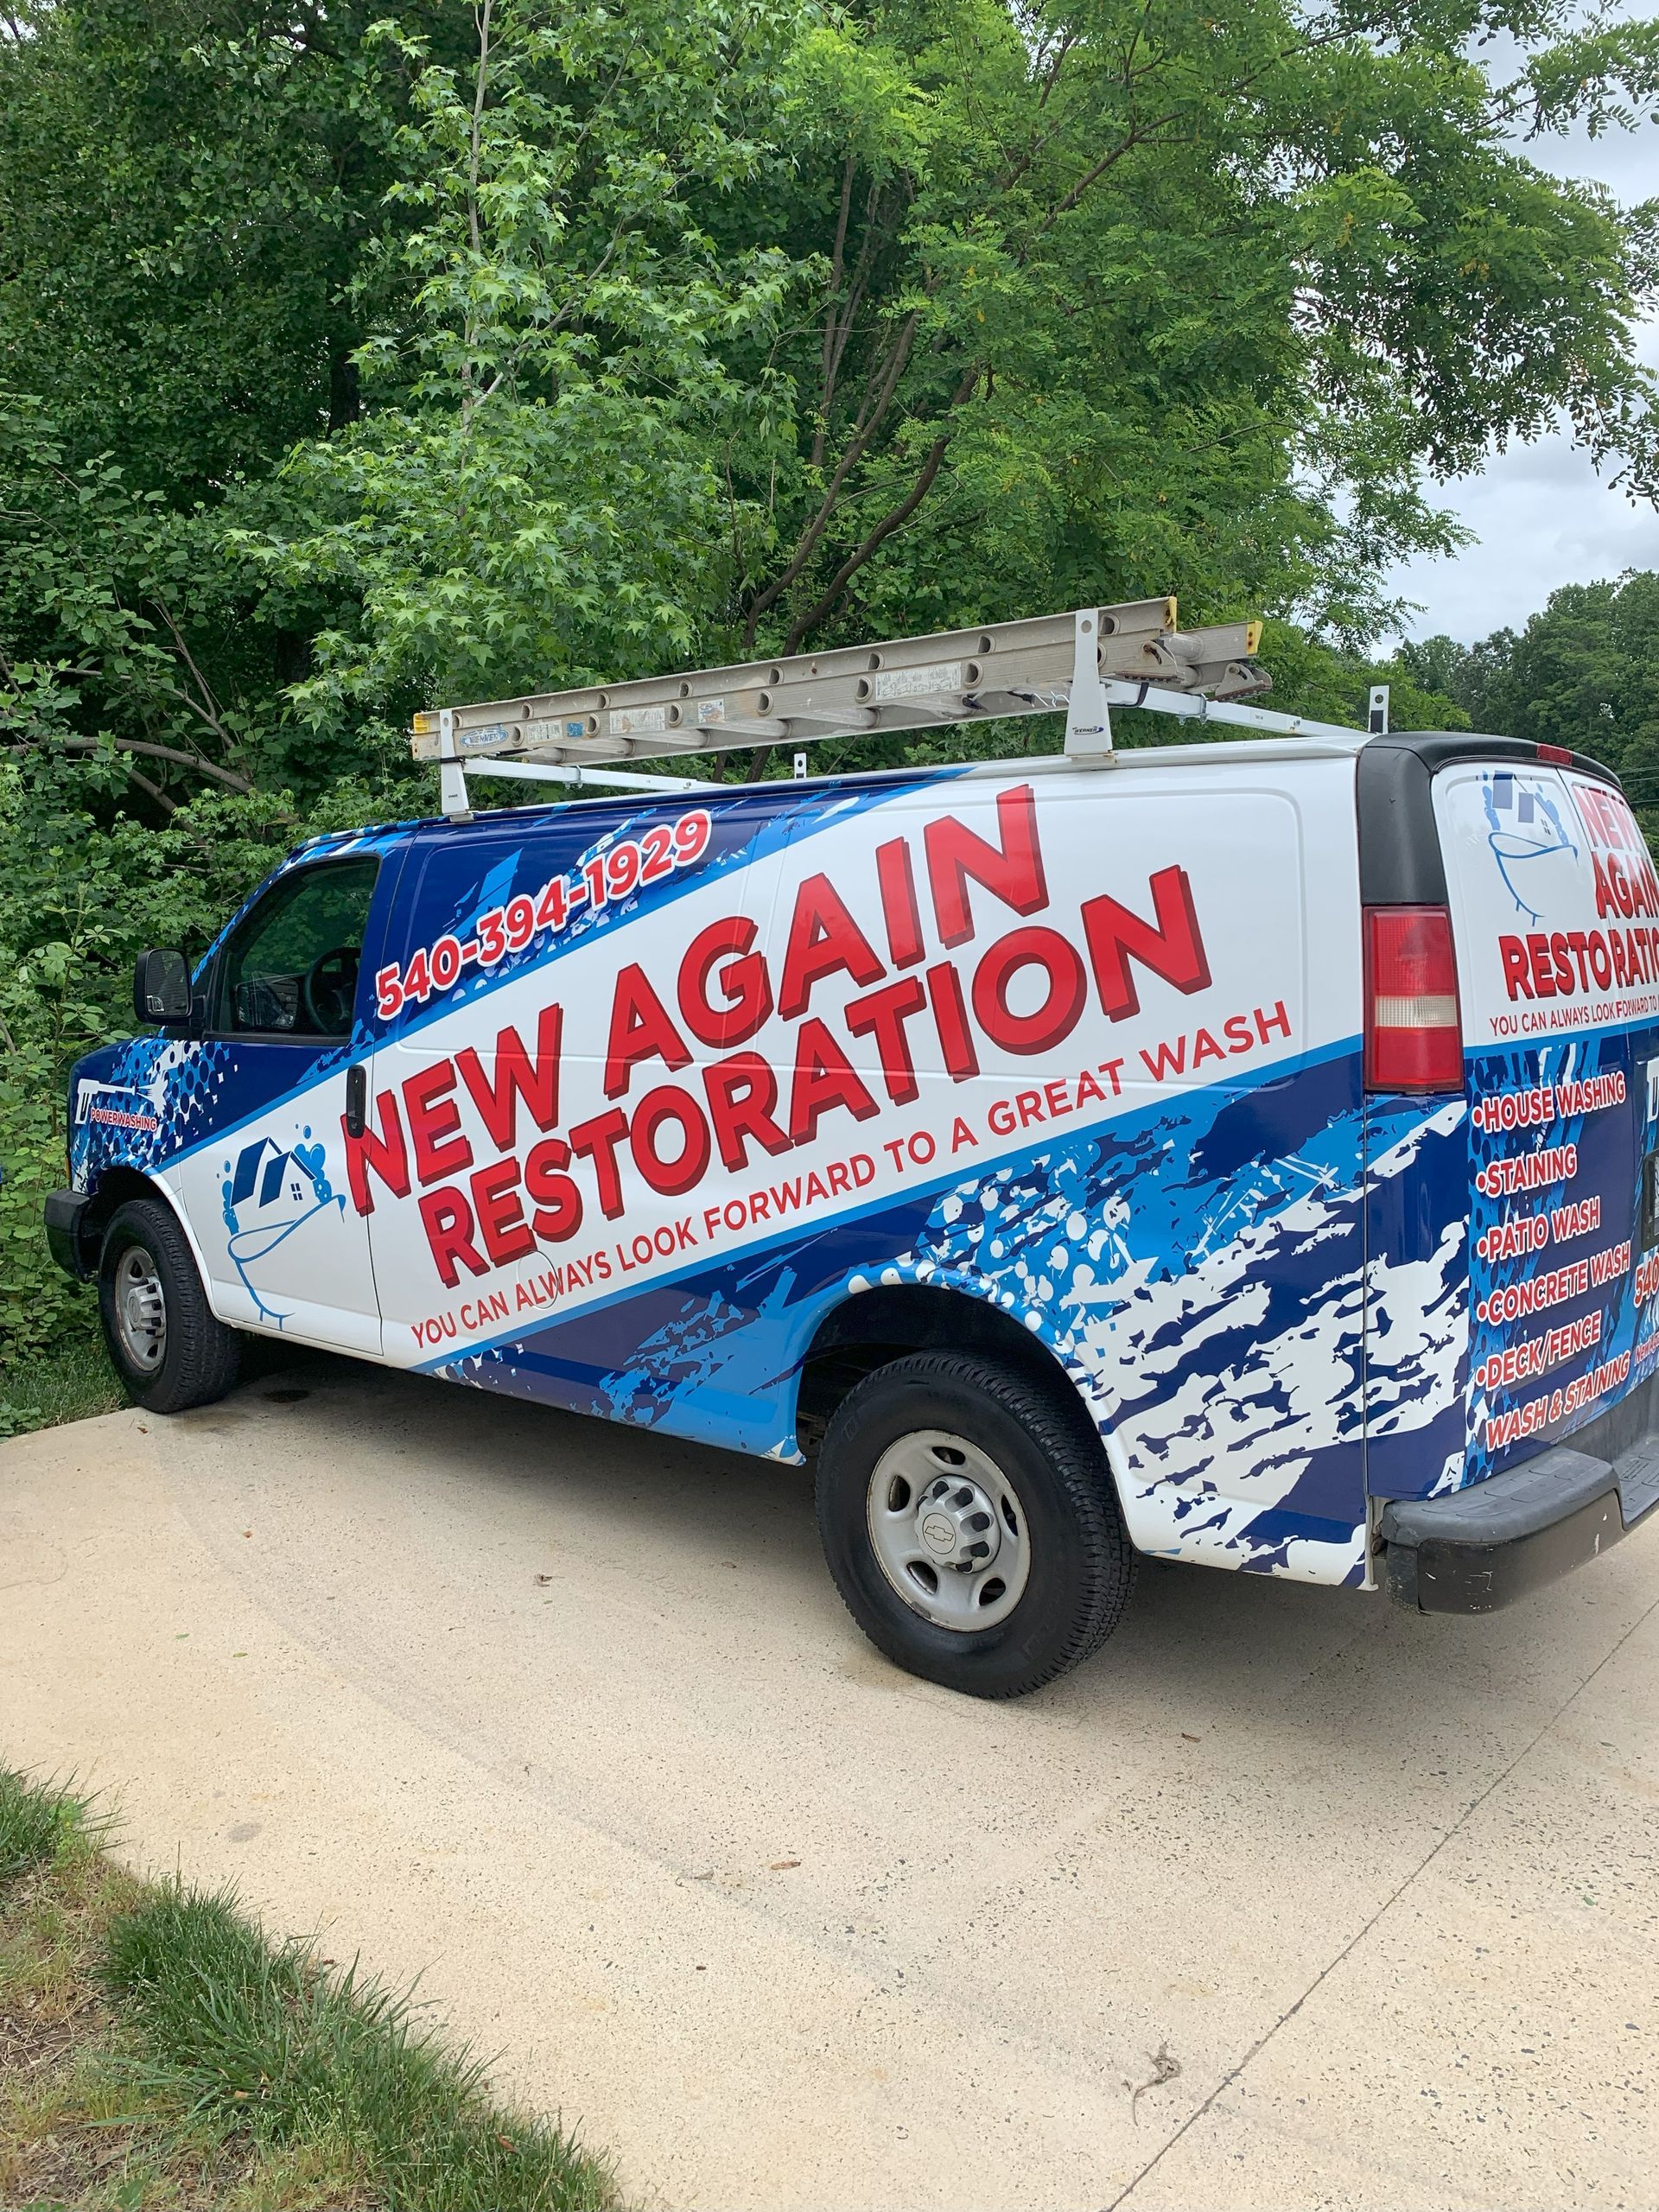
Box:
1386, 382, 1659, 645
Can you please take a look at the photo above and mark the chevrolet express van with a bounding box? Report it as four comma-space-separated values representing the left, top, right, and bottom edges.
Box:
46, 724, 1659, 1694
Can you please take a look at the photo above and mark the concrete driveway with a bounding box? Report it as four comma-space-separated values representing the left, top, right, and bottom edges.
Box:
2, 1356, 1656, 2212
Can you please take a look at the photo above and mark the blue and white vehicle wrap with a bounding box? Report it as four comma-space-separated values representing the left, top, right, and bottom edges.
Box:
1430, 764, 1659, 1483
66, 743, 1659, 1592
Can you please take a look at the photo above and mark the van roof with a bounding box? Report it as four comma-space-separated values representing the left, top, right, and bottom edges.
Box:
352, 730, 1374, 847
294, 727, 1622, 857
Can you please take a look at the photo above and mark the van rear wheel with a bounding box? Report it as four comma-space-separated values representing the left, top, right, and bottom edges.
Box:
98, 1197, 240, 1414
815, 1351, 1135, 1698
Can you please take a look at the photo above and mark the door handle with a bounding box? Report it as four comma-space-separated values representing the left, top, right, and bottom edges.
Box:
345, 1062, 367, 1141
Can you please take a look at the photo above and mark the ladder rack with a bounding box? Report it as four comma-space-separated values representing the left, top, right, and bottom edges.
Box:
410, 601, 1357, 817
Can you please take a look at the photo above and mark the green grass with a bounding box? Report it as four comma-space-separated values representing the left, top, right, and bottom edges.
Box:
0, 1768, 616, 2211
0, 1333, 126, 1439
0, 1770, 107, 1882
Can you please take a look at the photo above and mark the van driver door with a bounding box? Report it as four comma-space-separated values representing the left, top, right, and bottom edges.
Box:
166, 854, 394, 1355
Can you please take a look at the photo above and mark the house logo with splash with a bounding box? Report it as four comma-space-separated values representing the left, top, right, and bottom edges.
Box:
1482, 770, 1580, 923
219, 1130, 342, 1325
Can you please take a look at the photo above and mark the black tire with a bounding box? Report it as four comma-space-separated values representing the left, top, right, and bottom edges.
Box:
815, 1351, 1136, 1698
98, 1197, 241, 1414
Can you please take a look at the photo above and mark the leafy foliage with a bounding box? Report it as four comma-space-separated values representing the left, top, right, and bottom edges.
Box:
705, 0, 1659, 672
0, 761, 404, 1370
0, 0, 455, 496
1403, 570, 1659, 798
242, 0, 803, 728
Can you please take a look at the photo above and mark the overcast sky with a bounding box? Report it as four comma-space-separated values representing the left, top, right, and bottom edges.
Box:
1382, 29, 1659, 647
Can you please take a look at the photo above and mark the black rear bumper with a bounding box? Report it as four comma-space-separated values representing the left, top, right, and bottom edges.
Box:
1381, 1374, 1659, 1613
43, 1188, 95, 1280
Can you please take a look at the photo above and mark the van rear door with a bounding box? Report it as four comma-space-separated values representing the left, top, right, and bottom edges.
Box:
1433, 753, 1659, 1488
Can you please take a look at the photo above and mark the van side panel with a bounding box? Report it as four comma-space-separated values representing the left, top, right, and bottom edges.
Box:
362, 758, 1372, 1585
1359, 1088, 1472, 1502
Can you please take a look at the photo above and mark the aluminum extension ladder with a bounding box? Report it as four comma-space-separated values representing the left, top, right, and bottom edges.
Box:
410, 601, 1359, 817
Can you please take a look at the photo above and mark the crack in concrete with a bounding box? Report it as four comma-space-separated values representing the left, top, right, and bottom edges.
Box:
1106, 1588, 1659, 2209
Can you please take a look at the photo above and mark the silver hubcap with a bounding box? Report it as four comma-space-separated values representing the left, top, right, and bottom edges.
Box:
113, 1245, 166, 1372
868, 1430, 1031, 1631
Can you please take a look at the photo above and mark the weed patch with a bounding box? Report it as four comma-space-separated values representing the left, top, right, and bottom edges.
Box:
0, 1338, 124, 1439
0, 1768, 614, 2209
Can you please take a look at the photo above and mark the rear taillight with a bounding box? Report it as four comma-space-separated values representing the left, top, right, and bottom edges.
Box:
1537, 743, 1573, 766
1364, 905, 1463, 1092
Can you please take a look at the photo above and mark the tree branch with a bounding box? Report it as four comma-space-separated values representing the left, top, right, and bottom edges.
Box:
149, 598, 235, 753
122, 762, 179, 815
779, 417, 959, 662
1039, 28, 1077, 108
1036, 15, 1382, 238
461, 0, 495, 424
467, 0, 493, 260
1039, 108, 1185, 232
810, 158, 857, 470
817, 182, 887, 455
6, 734, 256, 793
742, 308, 923, 645
774, 358, 982, 672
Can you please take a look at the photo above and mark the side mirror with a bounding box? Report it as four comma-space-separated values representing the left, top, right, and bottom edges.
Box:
133, 948, 190, 1026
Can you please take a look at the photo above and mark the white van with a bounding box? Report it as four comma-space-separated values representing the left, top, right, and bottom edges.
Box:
47, 607, 1659, 1695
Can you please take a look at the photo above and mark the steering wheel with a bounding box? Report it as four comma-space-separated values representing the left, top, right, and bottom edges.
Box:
301, 945, 359, 1035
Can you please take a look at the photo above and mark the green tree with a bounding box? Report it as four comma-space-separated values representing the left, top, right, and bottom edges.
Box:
707, 0, 1659, 676
0, 395, 264, 814
245, 0, 1659, 778
7, 0, 1659, 787
0, 0, 475, 499
1249, 622, 1469, 734
239, 0, 803, 733
1402, 570, 1659, 790
0, 756, 394, 1375
0, 0, 484, 817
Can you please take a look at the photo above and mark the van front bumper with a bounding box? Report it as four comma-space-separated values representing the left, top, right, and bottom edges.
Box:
1381, 1376, 1659, 1614
43, 1189, 95, 1280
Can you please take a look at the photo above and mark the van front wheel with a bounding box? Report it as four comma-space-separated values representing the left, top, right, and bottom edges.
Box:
98, 1198, 240, 1414
816, 1351, 1135, 1698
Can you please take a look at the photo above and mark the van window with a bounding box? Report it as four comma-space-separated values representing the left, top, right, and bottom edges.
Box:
218, 858, 379, 1039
